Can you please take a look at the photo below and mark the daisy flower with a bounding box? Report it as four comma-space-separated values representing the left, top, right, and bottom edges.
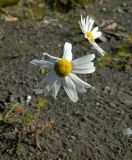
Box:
31, 42, 95, 102
79, 15, 105, 56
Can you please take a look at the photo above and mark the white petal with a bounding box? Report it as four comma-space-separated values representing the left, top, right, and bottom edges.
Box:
30, 59, 54, 69
92, 42, 105, 56
93, 31, 102, 39
80, 15, 88, 34
87, 17, 91, 31
62, 77, 78, 102
81, 15, 83, 24
92, 27, 99, 34
83, 16, 88, 32
43, 52, 60, 60
72, 66, 95, 74
52, 78, 61, 99
86, 16, 90, 32
81, 15, 86, 31
79, 15, 84, 32
69, 74, 89, 93
79, 21, 85, 34
63, 42, 72, 61
88, 18, 94, 32
72, 54, 95, 66
40, 71, 54, 85
70, 73, 92, 88
43, 72, 58, 96
75, 86, 86, 93
73, 62, 94, 70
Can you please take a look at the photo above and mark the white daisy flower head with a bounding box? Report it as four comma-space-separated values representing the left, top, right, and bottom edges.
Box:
79, 15, 105, 56
31, 42, 95, 102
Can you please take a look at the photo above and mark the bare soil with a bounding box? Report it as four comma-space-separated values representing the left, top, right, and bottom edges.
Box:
0, 0, 132, 159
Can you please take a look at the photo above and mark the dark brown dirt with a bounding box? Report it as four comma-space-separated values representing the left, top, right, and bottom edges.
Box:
0, 0, 132, 159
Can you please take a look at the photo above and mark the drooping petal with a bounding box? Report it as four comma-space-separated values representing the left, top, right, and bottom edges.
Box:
92, 42, 105, 56
72, 54, 95, 67
40, 71, 55, 86
70, 73, 92, 88
30, 59, 54, 69
43, 72, 58, 96
43, 52, 60, 60
63, 42, 72, 62
62, 77, 78, 102
52, 78, 61, 99
75, 86, 86, 93
72, 66, 95, 74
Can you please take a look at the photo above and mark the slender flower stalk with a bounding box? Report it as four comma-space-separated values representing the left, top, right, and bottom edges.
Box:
79, 15, 105, 56
31, 42, 95, 102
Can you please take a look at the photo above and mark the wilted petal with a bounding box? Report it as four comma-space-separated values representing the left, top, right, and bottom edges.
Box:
52, 78, 61, 99
40, 71, 55, 85
43, 52, 60, 60
44, 72, 58, 96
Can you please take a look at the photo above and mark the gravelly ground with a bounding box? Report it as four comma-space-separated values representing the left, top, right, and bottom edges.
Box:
0, 0, 132, 159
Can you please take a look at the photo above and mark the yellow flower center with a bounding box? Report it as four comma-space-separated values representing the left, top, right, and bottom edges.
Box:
87, 32, 95, 43
55, 59, 72, 77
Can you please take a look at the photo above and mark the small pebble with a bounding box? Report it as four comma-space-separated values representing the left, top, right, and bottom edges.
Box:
68, 148, 73, 153
25, 95, 32, 105
116, 8, 123, 14
96, 102, 100, 106
121, 3, 127, 7
101, 7, 107, 12
104, 86, 110, 94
